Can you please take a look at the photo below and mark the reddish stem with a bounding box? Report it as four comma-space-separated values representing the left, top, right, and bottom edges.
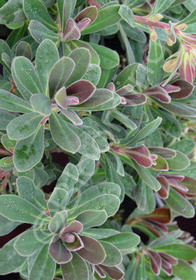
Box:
134, 15, 179, 34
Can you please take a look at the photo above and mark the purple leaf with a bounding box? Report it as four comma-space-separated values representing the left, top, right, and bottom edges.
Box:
163, 174, 185, 181
144, 86, 171, 103
99, 264, 124, 280
64, 233, 84, 252
62, 18, 81, 41
94, 265, 106, 278
147, 250, 162, 275
163, 84, 180, 93
149, 147, 176, 159
49, 237, 72, 264
77, 18, 91, 31
144, 219, 168, 233
116, 84, 133, 95
161, 263, 173, 276
167, 178, 188, 192
159, 252, 178, 265
169, 79, 194, 99
67, 80, 96, 104
123, 93, 146, 106
61, 220, 83, 235
141, 208, 171, 224
77, 235, 106, 264
157, 176, 170, 199
127, 145, 155, 167
107, 82, 115, 92
138, 220, 162, 237
161, 258, 173, 276
75, 6, 98, 26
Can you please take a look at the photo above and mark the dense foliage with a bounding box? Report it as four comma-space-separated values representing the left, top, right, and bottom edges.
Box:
0, 0, 196, 279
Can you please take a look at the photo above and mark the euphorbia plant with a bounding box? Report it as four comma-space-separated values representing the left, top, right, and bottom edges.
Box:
0, 0, 196, 280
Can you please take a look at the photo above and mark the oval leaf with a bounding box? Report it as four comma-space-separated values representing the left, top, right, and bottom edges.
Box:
13, 125, 44, 172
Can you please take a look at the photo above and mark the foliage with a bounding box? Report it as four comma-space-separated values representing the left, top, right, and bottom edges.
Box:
0, 0, 196, 279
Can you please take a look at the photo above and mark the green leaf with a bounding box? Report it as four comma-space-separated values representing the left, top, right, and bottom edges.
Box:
0, 89, 32, 113
150, 230, 183, 248
47, 188, 69, 215
75, 158, 95, 189
0, 110, 15, 130
56, 162, 79, 193
0, 156, 14, 170
82, 125, 109, 153
166, 151, 190, 171
68, 194, 120, 219
57, 0, 77, 32
118, 5, 134, 26
0, 195, 48, 224
33, 166, 49, 188
61, 252, 89, 280
121, 21, 146, 44
155, 100, 196, 117
81, 5, 121, 35
132, 160, 161, 191
83, 228, 119, 240
29, 244, 56, 280
66, 48, 91, 86
0, 238, 25, 275
166, 188, 195, 218
48, 163, 79, 215
111, 109, 137, 129
114, 63, 138, 89
89, 43, 119, 70
152, 0, 176, 14
82, 63, 101, 86
16, 176, 46, 210
49, 112, 81, 153
125, 0, 146, 8
13, 125, 44, 172
101, 241, 122, 266
147, 37, 164, 86
0, 39, 10, 64
6, 23, 28, 47
16, 41, 32, 60
24, 0, 57, 31
63, 40, 100, 65
102, 232, 140, 254
0, 0, 25, 27
14, 229, 52, 256
76, 210, 107, 229
173, 260, 196, 280
0, 215, 20, 236
69, 182, 121, 209
48, 210, 68, 233
126, 117, 162, 146
30, 94, 51, 116
49, 57, 75, 98
177, 8, 196, 26
152, 108, 181, 137
70, 126, 100, 160
35, 39, 59, 94
155, 244, 196, 260
12, 56, 43, 101
29, 20, 60, 43
169, 138, 195, 155
7, 112, 43, 140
